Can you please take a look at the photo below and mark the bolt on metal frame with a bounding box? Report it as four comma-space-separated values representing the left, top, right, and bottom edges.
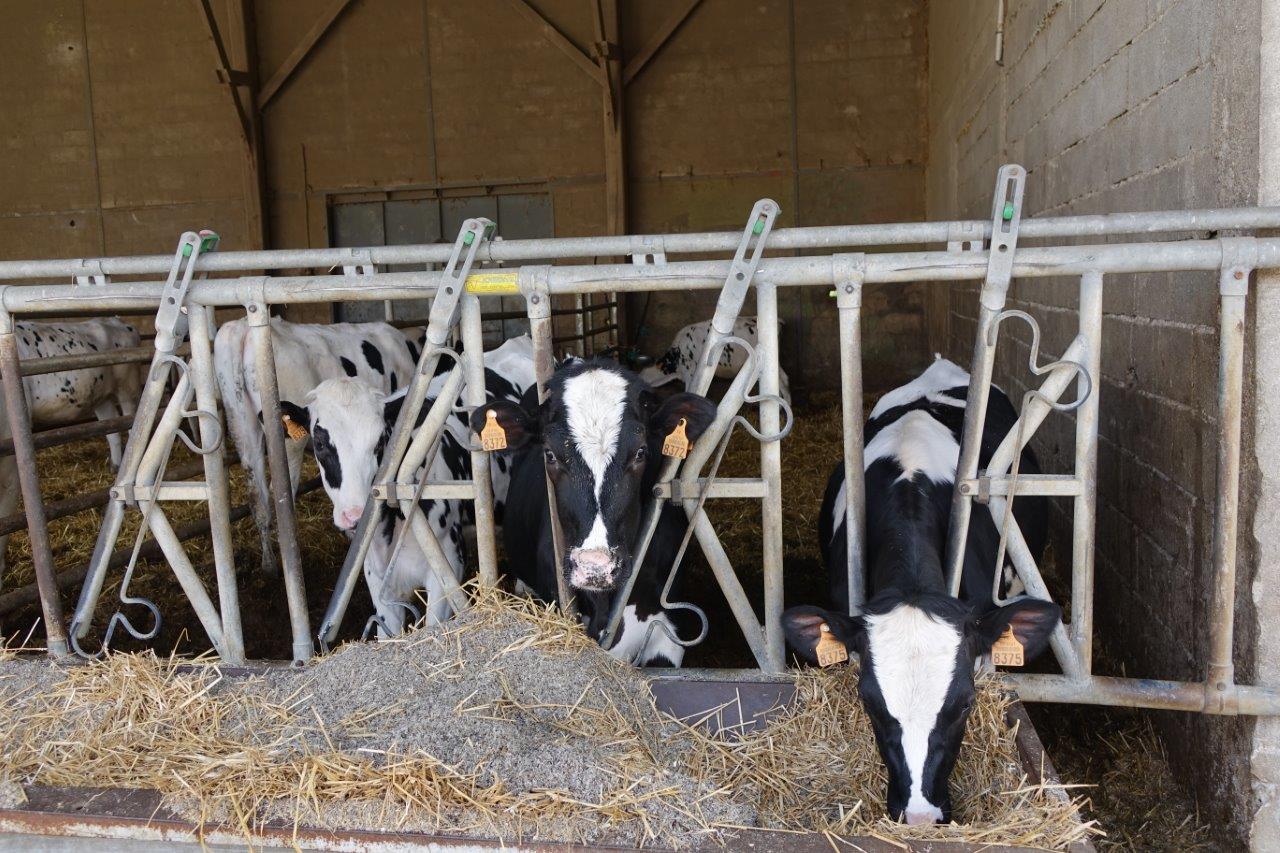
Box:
0, 167, 1278, 714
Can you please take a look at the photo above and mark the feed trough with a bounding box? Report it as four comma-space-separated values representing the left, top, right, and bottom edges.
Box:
0, 591, 1095, 851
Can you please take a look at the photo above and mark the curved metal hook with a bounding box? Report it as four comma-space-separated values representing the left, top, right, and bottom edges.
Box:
987, 309, 1093, 412
176, 406, 223, 455
422, 342, 464, 377
69, 559, 162, 659
706, 335, 795, 442
361, 599, 425, 641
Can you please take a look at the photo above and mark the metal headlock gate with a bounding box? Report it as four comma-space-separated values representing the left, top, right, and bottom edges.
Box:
1, 164, 1279, 716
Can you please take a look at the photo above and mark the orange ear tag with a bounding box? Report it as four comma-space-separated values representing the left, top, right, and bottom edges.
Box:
282, 415, 308, 441
991, 626, 1025, 667
662, 418, 691, 459
816, 623, 849, 667
480, 409, 507, 452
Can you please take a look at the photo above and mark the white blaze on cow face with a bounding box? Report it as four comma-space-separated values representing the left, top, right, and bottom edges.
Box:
305, 379, 387, 531
864, 604, 963, 825
561, 368, 630, 588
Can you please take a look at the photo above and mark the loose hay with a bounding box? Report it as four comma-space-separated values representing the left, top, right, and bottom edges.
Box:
0, 586, 1097, 849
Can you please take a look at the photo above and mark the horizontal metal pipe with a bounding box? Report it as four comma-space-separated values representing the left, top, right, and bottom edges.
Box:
19, 344, 188, 378
0, 414, 133, 458
0, 474, 320, 618
1009, 673, 1280, 715
0, 457, 215, 537
553, 322, 618, 343
6, 237, 1280, 315
4, 206, 1280, 280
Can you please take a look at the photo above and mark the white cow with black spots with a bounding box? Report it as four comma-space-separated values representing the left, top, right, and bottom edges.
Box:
475, 358, 718, 667
214, 317, 421, 574
782, 357, 1059, 825
280, 336, 535, 635
0, 319, 142, 583
639, 317, 791, 405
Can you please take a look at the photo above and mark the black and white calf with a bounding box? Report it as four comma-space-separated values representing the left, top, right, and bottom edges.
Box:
281, 337, 534, 635
639, 317, 791, 405
472, 359, 717, 667
0, 319, 143, 581
214, 317, 421, 570
13, 318, 142, 466
783, 357, 1060, 826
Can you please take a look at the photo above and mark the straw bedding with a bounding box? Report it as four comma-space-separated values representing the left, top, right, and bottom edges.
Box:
0, 586, 1096, 849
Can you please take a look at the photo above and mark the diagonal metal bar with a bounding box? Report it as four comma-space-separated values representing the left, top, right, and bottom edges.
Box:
196, 0, 253, 144
622, 0, 702, 85
256, 0, 357, 109
505, 0, 605, 85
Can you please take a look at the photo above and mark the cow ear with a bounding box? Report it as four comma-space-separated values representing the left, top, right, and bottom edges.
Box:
470, 400, 537, 452
279, 401, 310, 438
782, 605, 863, 666
649, 393, 716, 443
970, 598, 1061, 661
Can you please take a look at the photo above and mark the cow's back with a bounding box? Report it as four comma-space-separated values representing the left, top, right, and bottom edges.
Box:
19, 319, 140, 425
819, 358, 1048, 611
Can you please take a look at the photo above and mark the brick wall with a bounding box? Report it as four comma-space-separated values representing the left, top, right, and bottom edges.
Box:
926, 0, 1260, 844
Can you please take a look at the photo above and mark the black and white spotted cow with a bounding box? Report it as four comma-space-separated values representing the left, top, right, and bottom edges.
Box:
280, 336, 534, 636
782, 356, 1059, 826
639, 317, 791, 405
0, 319, 143, 582
214, 317, 421, 572
13, 318, 142, 466
472, 359, 717, 667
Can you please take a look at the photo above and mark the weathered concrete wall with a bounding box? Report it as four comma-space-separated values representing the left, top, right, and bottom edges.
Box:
0, 0, 927, 394
926, 0, 1261, 845
0, 0, 257, 261
625, 0, 928, 395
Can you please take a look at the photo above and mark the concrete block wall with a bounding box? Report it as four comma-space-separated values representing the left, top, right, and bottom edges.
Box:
926, 0, 1261, 845
628, 0, 929, 396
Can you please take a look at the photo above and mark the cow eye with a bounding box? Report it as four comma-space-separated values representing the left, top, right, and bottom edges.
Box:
544, 449, 559, 468
631, 446, 647, 466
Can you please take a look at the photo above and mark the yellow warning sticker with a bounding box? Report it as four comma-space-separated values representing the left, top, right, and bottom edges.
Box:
465, 272, 520, 294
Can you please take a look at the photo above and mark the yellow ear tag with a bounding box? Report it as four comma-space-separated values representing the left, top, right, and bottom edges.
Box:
480, 409, 507, 452
662, 418, 691, 459
282, 415, 308, 441
991, 626, 1025, 667
816, 623, 849, 667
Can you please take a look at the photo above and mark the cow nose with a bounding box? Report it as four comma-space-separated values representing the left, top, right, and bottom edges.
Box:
569, 548, 616, 589
339, 506, 363, 529
904, 808, 942, 826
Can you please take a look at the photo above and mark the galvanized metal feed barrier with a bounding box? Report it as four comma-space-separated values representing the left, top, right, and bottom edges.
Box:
0, 164, 1277, 717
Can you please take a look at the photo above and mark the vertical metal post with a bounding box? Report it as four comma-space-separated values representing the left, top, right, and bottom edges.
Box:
1207, 251, 1252, 710
187, 302, 245, 665
574, 294, 587, 357
1071, 271, 1103, 675
246, 299, 312, 664
755, 281, 786, 669
522, 265, 575, 618
947, 164, 1025, 595
833, 256, 867, 613
460, 293, 498, 586
0, 306, 68, 656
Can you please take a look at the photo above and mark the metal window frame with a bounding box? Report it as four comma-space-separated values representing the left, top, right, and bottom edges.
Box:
0, 166, 1277, 714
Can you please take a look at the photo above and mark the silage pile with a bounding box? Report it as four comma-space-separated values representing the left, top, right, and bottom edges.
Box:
0, 589, 1098, 849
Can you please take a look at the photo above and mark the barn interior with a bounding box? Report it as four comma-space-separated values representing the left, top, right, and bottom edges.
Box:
0, 0, 1270, 847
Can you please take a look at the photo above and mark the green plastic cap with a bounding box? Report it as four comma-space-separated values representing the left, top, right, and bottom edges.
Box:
463, 231, 475, 246
752, 217, 765, 235
1002, 201, 1015, 221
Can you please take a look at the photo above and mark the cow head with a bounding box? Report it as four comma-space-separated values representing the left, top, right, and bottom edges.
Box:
782, 594, 1059, 825
470, 360, 715, 593
281, 379, 393, 533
